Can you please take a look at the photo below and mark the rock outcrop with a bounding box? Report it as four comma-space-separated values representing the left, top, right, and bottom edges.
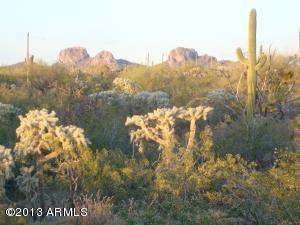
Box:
89, 50, 118, 66
167, 47, 217, 67
168, 47, 198, 67
197, 54, 217, 65
58, 47, 133, 68
58, 47, 90, 65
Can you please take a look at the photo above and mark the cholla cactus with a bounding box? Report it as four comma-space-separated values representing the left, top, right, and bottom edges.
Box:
55, 125, 91, 205
89, 90, 171, 113
15, 109, 59, 157
133, 91, 171, 109
16, 166, 38, 204
125, 106, 213, 164
113, 77, 143, 95
14, 108, 90, 209
177, 106, 213, 152
89, 90, 130, 107
0, 145, 14, 196
56, 125, 91, 153
205, 89, 235, 103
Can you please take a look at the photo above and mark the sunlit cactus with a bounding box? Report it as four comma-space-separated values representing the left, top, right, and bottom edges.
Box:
25, 32, 34, 66
14, 108, 90, 210
55, 125, 91, 152
0, 145, 14, 196
113, 77, 143, 95
125, 106, 213, 165
132, 91, 171, 110
236, 9, 267, 121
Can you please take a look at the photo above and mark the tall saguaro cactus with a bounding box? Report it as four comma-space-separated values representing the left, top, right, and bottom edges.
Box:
236, 9, 266, 121
25, 32, 34, 65
298, 29, 300, 56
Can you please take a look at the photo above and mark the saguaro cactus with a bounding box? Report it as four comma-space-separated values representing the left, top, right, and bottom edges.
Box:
25, 32, 34, 85
25, 32, 34, 65
236, 9, 266, 121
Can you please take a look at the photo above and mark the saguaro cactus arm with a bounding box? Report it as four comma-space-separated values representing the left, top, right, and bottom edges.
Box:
255, 46, 267, 70
236, 48, 248, 66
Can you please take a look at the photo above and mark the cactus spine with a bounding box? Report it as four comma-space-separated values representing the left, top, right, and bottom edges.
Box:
236, 9, 266, 122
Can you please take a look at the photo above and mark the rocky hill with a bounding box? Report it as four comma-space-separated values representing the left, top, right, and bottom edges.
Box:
58, 47, 90, 66
58, 47, 133, 68
57, 46, 217, 68
167, 47, 217, 67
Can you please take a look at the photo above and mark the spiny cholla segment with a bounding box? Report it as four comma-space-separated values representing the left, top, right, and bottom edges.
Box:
55, 125, 91, 152
0, 145, 14, 195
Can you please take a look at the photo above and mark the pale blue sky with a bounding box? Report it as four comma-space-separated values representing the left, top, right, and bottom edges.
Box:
1, 0, 299, 65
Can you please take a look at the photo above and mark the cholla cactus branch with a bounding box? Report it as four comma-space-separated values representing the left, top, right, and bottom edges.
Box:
125, 106, 213, 164
177, 107, 213, 151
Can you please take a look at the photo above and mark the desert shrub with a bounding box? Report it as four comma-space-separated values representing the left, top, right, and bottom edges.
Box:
215, 149, 300, 225
82, 64, 115, 76
120, 64, 241, 106
84, 88, 171, 151
0, 203, 27, 225
187, 88, 242, 125
0, 102, 21, 147
213, 116, 291, 166
58, 96, 131, 151
60, 194, 122, 225
83, 149, 153, 202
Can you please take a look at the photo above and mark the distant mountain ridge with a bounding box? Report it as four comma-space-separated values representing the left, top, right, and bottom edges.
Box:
58, 47, 133, 68
167, 47, 217, 67
57, 46, 219, 68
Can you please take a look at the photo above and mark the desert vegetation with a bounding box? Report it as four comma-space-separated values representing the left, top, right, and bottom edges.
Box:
0, 9, 300, 225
